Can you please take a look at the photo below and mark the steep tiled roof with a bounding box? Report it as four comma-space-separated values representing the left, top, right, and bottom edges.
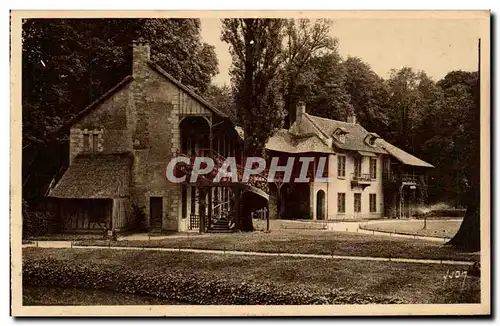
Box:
306, 114, 387, 154
266, 129, 334, 154
49, 153, 132, 199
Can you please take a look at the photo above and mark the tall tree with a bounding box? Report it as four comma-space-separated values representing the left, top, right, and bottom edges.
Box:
221, 18, 286, 156
282, 19, 337, 127
202, 84, 236, 121
443, 64, 481, 249
342, 57, 390, 135
22, 18, 219, 148
300, 52, 353, 120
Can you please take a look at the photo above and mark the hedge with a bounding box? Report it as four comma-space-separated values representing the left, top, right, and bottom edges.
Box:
23, 258, 405, 305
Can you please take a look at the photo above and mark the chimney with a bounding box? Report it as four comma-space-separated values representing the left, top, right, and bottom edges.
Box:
296, 101, 306, 124
346, 113, 357, 124
132, 39, 150, 78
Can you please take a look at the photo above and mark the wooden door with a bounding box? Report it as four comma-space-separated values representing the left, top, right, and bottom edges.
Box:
150, 197, 163, 229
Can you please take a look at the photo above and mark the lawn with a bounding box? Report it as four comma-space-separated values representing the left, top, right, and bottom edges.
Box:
75, 229, 479, 262
24, 286, 184, 305
23, 248, 480, 304
361, 220, 462, 239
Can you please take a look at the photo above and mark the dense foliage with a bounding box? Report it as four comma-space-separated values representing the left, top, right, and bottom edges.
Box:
22, 18, 218, 148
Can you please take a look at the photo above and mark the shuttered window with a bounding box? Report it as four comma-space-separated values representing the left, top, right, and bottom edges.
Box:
337, 193, 345, 213
337, 155, 346, 178
370, 194, 377, 213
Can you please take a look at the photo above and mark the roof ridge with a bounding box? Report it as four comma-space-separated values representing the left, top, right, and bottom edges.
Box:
303, 113, 331, 145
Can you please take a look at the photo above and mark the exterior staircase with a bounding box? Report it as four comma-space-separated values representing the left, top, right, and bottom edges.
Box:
208, 216, 232, 233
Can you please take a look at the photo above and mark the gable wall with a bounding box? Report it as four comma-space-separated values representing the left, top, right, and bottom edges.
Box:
69, 82, 133, 164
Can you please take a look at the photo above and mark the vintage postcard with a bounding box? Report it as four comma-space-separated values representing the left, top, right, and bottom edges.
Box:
11, 10, 490, 316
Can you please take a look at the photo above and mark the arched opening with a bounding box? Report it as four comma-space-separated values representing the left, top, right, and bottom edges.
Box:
179, 116, 211, 156
316, 190, 325, 220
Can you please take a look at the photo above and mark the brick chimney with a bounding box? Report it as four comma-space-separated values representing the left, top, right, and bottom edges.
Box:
346, 113, 357, 124
132, 40, 150, 79
296, 101, 306, 125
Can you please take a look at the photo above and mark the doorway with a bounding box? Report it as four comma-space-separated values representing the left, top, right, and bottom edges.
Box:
316, 190, 325, 220
149, 197, 163, 229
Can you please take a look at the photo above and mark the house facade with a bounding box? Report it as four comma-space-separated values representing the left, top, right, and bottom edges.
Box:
49, 40, 248, 233
265, 102, 434, 221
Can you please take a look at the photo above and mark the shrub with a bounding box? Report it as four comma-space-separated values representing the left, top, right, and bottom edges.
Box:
129, 204, 147, 232
23, 258, 405, 305
22, 201, 59, 238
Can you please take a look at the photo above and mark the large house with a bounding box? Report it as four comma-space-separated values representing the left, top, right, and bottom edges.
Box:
266, 102, 434, 221
48, 40, 433, 234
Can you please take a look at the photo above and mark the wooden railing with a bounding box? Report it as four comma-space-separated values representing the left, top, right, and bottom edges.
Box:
351, 173, 372, 182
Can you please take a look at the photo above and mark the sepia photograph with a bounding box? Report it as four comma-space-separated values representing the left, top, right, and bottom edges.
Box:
10, 10, 490, 316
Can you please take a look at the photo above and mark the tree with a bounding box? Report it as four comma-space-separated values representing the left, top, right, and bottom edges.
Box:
282, 19, 337, 127
221, 18, 286, 156
342, 57, 390, 135
442, 67, 481, 250
300, 52, 354, 120
22, 18, 219, 148
203, 84, 236, 122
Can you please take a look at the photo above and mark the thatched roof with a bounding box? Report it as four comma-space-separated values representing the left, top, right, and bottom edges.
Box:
48, 153, 132, 199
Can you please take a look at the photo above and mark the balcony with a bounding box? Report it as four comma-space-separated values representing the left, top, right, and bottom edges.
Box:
350, 173, 372, 190
401, 174, 418, 185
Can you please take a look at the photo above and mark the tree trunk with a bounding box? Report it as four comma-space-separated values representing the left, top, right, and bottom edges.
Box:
447, 190, 480, 251
448, 38, 481, 252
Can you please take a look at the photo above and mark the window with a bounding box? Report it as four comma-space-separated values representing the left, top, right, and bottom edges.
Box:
83, 134, 90, 152
370, 158, 377, 179
337, 193, 346, 213
337, 155, 346, 178
83, 132, 100, 153
92, 133, 99, 152
354, 193, 361, 213
370, 194, 377, 213
354, 157, 362, 177
339, 134, 346, 143
383, 158, 390, 177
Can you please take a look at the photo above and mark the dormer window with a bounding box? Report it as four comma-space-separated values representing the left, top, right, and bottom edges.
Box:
364, 133, 380, 147
333, 127, 348, 143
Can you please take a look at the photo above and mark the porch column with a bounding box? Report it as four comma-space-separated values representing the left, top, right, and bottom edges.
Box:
199, 187, 207, 233
207, 186, 213, 229
234, 187, 241, 230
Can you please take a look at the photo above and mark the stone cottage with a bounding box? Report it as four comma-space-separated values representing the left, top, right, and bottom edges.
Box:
49, 40, 248, 233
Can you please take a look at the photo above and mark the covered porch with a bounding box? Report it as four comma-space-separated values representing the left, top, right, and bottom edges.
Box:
47, 153, 132, 233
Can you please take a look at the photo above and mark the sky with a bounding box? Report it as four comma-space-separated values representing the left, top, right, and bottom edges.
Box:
200, 17, 482, 86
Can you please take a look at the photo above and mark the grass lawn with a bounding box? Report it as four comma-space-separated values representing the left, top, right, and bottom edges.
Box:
75, 229, 479, 262
23, 286, 184, 305
23, 247, 480, 304
362, 220, 462, 239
